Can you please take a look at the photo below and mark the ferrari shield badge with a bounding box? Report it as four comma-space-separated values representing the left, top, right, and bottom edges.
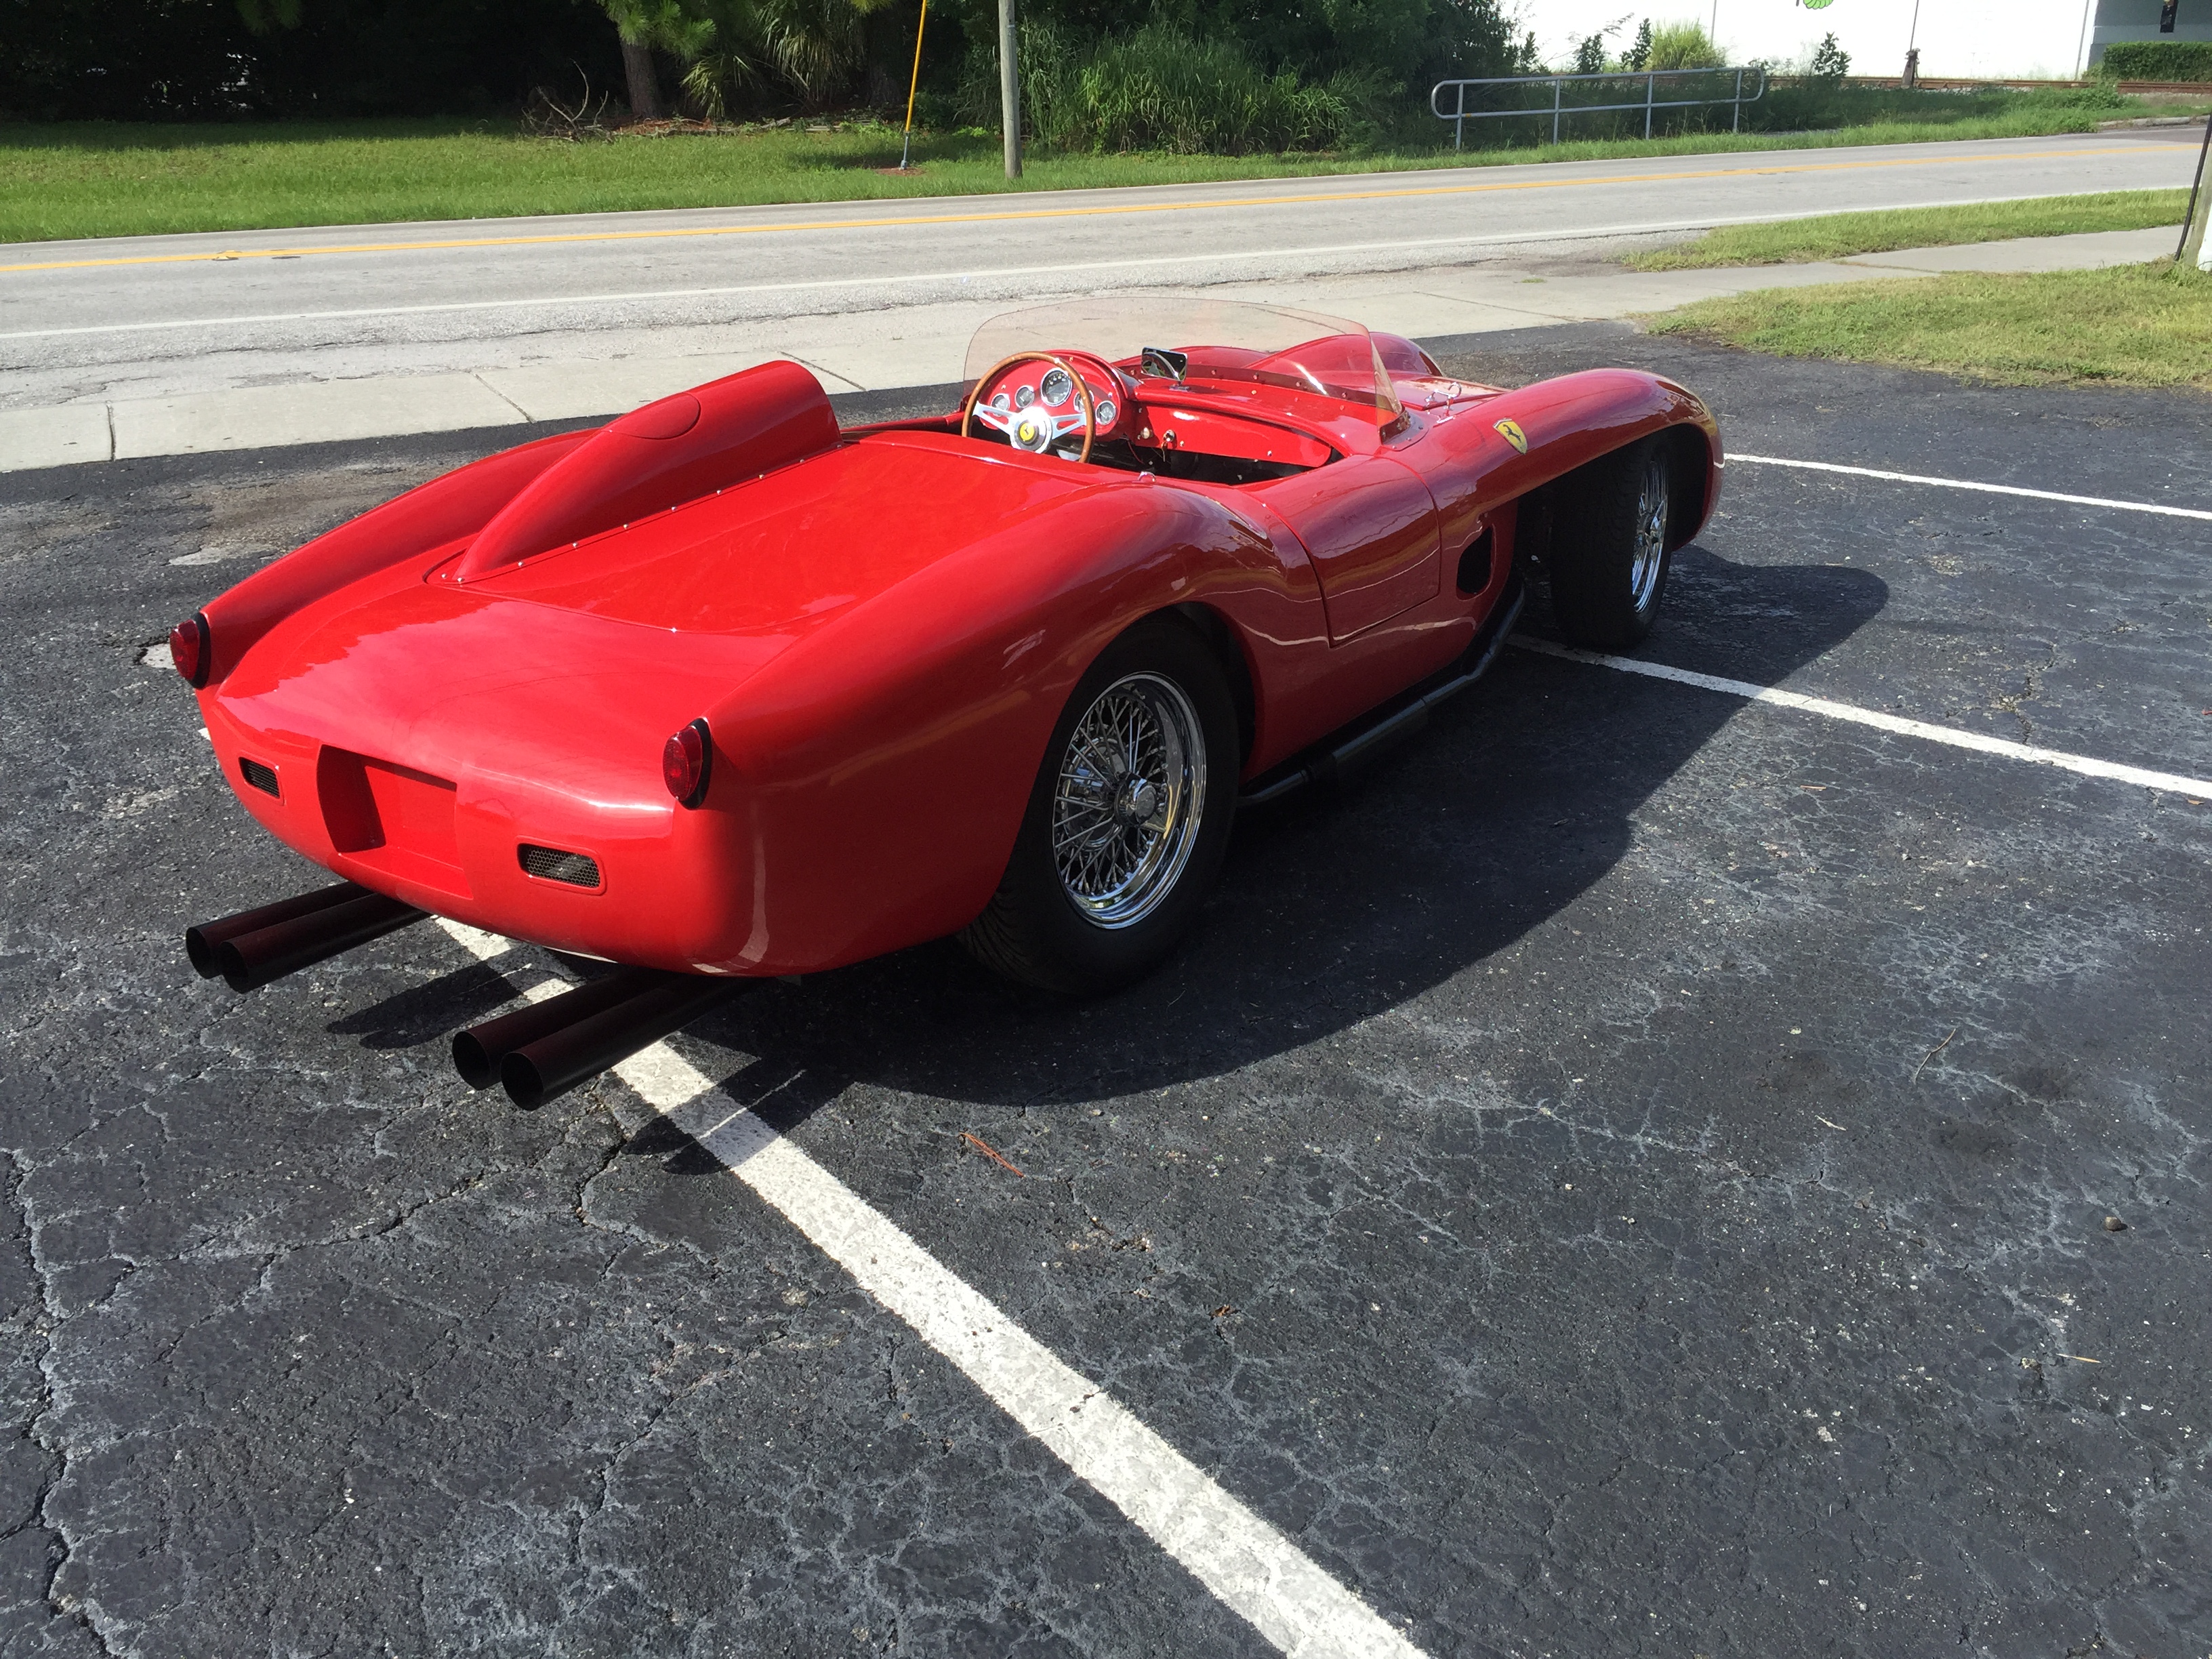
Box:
1494, 417, 1528, 454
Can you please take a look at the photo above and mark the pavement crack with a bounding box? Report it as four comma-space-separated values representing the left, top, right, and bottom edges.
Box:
5, 1149, 126, 1656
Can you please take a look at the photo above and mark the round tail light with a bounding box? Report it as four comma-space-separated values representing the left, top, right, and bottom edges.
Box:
169, 613, 211, 688
661, 718, 712, 807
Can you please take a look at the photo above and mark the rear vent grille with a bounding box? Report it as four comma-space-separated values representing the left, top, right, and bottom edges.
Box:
239, 757, 280, 797
519, 844, 602, 888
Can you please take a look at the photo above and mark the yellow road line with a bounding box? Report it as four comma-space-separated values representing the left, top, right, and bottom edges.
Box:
0, 146, 2153, 276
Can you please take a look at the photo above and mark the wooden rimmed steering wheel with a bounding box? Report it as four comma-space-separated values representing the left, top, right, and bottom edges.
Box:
960, 352, 1098, 465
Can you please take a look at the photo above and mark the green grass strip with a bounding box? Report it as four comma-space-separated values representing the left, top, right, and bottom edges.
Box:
1626, 189, 2192, 269
0, 106, 2172, 245
1645, 262, 2212, 391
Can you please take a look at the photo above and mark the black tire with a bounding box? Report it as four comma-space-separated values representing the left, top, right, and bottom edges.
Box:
960, 617, 1240, 995
1548, 436, 1675, 650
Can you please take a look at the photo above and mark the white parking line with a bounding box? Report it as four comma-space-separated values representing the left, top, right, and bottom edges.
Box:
434, 920, 1429, 1659
1729, 454, 2212, 523
1513, 637, 2212, 798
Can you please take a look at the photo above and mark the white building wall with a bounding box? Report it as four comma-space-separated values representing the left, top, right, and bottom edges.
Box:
1514, 0, 2196, 81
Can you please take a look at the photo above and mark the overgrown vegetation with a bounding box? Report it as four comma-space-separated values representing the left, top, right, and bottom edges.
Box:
966, 21, 1375, 154
1646, 262, 2212, 391
2097, 41, 2212, 82
1626, 190, 2192, 270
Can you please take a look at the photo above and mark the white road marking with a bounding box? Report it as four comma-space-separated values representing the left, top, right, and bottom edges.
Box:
430, 917, 1429, 1659
1513, 637, 2212, 798
1729, 454, 2212, 523
0, 194, 2082, 343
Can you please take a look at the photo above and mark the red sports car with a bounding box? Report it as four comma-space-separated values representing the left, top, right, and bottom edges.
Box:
175, 298, 1718, 1102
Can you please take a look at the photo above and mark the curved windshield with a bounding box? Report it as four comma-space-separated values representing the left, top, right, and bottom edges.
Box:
962, 296, 1401, 424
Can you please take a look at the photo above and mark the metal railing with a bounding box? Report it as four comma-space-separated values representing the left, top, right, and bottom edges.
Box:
1431, 65, 1767, 149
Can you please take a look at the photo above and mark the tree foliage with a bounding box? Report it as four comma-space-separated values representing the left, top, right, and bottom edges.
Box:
0, 0, 623, 120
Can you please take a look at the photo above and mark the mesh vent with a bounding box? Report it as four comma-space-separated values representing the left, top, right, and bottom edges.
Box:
239, 757, 280, 797
519, 844, 602, 888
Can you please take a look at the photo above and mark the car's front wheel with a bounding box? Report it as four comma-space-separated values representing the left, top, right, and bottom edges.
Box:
1548, 436, 1675, 649
961, 617, 1239, 994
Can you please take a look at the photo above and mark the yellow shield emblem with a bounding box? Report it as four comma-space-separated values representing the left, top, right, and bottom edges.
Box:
1494, 417, 1528, 454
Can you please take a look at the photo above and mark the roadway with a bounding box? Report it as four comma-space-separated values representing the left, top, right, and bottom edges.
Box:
0, 127, 2198, 464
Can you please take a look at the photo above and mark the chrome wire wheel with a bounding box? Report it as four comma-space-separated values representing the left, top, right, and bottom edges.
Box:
1051, 672, 1206, 930
1629, 454, 1670, 611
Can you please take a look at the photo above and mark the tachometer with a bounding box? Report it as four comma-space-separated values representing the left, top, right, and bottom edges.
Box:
1039, 367, 1074, 407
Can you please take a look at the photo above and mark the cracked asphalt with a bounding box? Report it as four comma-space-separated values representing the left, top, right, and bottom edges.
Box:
2, 323, 2208, 1658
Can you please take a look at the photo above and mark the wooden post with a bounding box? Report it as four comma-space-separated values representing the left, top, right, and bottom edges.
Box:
998, 0, 1022, 179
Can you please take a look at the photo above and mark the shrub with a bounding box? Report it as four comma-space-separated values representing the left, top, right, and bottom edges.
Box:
1645, 21, 1723, 72
968, 20, 1358, 153
2098, 41, 2212, 81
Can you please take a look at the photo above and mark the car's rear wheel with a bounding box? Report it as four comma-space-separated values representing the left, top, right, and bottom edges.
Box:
961, 617, 1239, 994
1548, 436, 1674, 649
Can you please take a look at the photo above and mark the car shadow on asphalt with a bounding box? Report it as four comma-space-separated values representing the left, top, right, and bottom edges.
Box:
319, 539, 1886, 1138
647, 539, 1890, 1130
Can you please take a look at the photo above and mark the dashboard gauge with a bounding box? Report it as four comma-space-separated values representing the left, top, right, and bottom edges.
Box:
1092, 398, 1118, 429
1038, 367, 1073, 407
1015, 383, 1036, 409
991, 392, 1010, 410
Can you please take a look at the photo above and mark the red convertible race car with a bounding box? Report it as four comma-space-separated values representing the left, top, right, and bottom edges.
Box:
175, 298, 1719, 1105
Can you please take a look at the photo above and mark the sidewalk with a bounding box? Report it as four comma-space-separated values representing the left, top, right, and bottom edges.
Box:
0, 224, 2177, 473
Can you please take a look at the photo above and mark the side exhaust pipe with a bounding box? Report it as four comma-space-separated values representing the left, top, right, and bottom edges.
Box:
501, 975, 738, 1111
451, 968, 663, 1089
188, 884, 428, 993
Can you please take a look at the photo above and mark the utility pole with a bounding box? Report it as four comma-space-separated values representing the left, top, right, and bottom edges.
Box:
2180, 112, 2212, 272
999, 0, 1021, 180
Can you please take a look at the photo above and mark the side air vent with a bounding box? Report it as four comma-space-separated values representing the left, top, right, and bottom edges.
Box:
519, 844, 602, 890
239, 757, 280, 797
1456, 527, 1495, 597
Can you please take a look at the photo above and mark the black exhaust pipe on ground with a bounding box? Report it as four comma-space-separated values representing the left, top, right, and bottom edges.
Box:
187, 883, 428, 993
499, 973, 738, 1111
186, 880, 369, 978
451, 968, 664, 1089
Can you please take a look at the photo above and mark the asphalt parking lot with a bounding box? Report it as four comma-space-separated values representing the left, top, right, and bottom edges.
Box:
3, 322, 2208, 1659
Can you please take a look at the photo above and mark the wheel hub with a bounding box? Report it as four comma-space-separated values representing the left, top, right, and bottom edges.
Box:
1050, 672, 1206, 930
1117, 777, 1159, 825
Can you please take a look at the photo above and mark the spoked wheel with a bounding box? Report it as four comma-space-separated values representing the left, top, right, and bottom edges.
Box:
1549, 436, 1677, 649
962, 617, 1239, 994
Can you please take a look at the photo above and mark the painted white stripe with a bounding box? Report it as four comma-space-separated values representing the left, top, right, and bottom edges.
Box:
0, 192, 2085, 344
430, 918, 1428, 1659
1729, 453, 2212, 523
1512, 636, 2212, 797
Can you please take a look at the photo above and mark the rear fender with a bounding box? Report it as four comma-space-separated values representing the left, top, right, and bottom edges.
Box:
688, 482, 1282, 971
197, 428, 594, 685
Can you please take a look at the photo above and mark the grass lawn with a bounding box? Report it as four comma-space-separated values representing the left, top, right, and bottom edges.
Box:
1645, 262, 2212, 391
1626, 188, 2192, 269
0, 101, 2194, 244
